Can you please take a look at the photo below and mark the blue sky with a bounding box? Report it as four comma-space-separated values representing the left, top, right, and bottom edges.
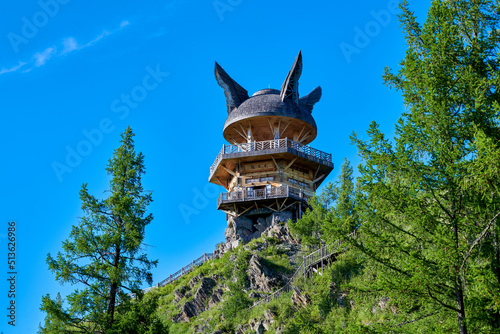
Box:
0, 0, 432, 332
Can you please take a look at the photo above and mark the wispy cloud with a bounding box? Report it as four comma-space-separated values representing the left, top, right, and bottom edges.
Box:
62, 37, 78, 54
1, 20, 130, 76
34, 47, 56, 67
0, 62, 26, 75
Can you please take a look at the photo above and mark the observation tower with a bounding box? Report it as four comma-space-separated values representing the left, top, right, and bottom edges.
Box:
209, 51, 334, 248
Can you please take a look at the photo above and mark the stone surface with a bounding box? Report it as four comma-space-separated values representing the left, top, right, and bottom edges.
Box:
215, 211, 295, 258
174, 285, 188, 302
247, 254, 282, 293
208, 286, 224, 308
292, 288, 311, 307
179, 276, 217, 321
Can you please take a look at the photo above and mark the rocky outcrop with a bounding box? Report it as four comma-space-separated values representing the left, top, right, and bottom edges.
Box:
178, 276, 217, 322
174, 285, 188, 302
208, 286, 224, 308
247, 254, 282, 293
292, 288, 311, 307
215, 212, 293, 257
262, 222, 298, 245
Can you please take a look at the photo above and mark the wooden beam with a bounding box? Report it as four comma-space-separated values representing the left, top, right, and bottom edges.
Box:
296, 126, 306, 142
263, 204, 277, 212
299, 130, 312, 144
221, 165, 237, 177
233, 127, 247, 140
248, 121, 253, 142
267, 118, 274, 134
271, 155, 281, 171
237, 205, 254, 217
279, 122, 290, 138
283, 157, 298, 171
313, 165, 321, 179
313, 174, 326, 184
282, 201, 299, 212
222, 210, 236, 217
279, 198, 288, 211
216, 177, 229, 191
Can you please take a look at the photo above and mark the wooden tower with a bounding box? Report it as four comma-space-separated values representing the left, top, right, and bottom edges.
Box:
209, 51, 334, 249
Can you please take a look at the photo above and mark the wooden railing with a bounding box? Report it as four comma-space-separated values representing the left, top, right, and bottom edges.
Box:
210, 138, 333, 177
141, 253, 213, 293
249, 232, 355, 309
217, 185, 309, 207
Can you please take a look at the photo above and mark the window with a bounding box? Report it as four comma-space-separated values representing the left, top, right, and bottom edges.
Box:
245, 178, 259, 184
260, 176, 273, 182
288, 178, 298, 185
299, 181, 308, 188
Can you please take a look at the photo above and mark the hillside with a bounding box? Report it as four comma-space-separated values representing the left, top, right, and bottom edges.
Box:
125, 220, 448, 333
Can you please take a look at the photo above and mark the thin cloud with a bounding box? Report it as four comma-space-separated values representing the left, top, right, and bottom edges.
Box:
0, 20, 131, 76
34, 47, 57, 67
62, 37, 78, 54
0, 62, 26, 75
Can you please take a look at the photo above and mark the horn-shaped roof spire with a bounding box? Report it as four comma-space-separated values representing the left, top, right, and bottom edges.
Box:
280, 51, 303, 103
214, 62, 249, 114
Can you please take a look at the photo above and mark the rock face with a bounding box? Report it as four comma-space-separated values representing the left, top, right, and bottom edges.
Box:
215, 211, 293, 257
247, 254, 282, 293
292, 288, 311, 307
208, 287, 224, 308
179, 276, 217, 322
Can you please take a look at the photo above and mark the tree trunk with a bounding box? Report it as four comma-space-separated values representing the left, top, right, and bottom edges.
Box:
494, 228, 500, 328
455, 278, 468, 334
107, 242, 121, 328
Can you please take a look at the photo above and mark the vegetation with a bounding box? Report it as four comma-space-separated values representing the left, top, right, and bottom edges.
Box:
41, 1, 500, 333
40, 127, 163, 333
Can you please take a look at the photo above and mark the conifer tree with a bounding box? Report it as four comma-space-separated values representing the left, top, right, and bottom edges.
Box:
290, 158, 357, 246
351, 1, 500, 333
40, 127, 158, 333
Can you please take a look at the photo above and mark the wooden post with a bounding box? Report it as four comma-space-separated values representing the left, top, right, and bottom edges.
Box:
204, 252, 206, 262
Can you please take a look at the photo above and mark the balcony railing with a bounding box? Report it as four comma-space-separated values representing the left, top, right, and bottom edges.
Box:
217, 185, 310, 208
210, 138, 333, 178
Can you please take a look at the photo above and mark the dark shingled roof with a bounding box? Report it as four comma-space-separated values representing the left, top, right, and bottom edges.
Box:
215, 51, 322, 134
223, 89, 317, 132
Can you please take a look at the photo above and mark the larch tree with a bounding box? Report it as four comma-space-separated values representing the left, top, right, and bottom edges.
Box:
350, 0, 500, 333
40, 127, 158, 333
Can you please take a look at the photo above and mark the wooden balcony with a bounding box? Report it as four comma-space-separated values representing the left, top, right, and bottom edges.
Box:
209, 138, 333, 181
217, 184, 310, 210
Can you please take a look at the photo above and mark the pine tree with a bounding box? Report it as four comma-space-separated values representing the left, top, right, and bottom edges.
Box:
40, 127, 158, 333
322, 158, 358, 243
350, 1, 500, 333
290, 158, 358, 246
